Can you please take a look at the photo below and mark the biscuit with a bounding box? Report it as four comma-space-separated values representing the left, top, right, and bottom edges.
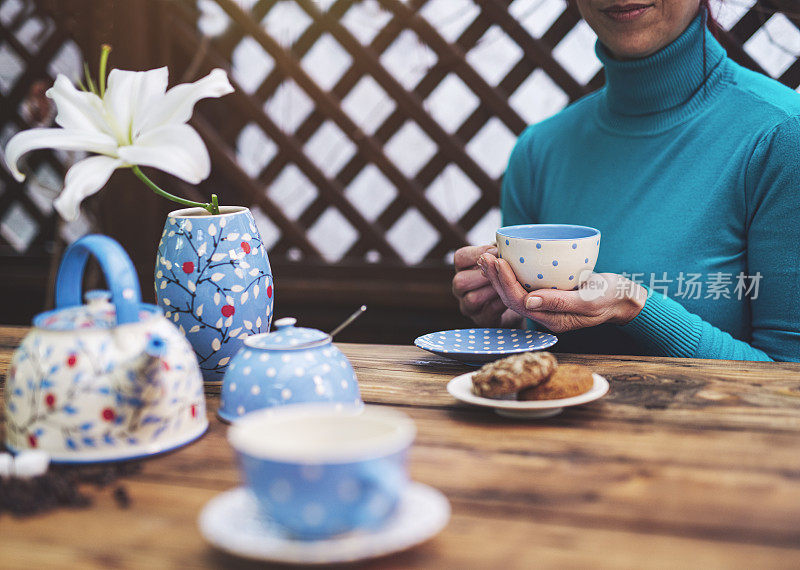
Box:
518, 364, 594, 401
472, 351, 557, 398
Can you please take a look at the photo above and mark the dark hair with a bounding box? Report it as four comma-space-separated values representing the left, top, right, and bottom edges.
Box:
701, 0, 724, 40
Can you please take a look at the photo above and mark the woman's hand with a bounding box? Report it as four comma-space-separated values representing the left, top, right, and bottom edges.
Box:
452, 245, 524, 328
477, 252, 647, 333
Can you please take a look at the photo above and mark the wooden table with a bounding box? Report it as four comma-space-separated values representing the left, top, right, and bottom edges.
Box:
2, 325, 800, 568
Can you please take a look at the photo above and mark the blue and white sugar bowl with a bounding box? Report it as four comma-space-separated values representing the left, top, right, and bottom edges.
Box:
218, 318, 362, 422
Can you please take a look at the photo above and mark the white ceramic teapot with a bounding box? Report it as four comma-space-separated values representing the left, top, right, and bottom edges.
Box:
4, 235, 207, 463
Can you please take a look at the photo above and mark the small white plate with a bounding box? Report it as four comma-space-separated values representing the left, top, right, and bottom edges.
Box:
447, 371, 609, 419
198, 482, 450, 565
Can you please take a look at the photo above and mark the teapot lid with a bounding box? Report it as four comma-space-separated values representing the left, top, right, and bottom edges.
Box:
244, 317, 330, 350
33, 290, 159, 331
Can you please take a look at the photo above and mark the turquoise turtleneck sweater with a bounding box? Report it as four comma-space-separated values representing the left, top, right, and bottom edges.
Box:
502, 13, 800, 361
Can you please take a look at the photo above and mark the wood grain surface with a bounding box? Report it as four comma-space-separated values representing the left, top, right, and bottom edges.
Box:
1, 326, 800, 569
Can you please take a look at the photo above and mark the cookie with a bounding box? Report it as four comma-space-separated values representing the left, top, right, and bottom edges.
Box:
472, 351, 557, 398
518, 364, 594, 401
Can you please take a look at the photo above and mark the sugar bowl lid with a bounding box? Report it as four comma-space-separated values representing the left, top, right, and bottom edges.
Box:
245, 317, 330, 350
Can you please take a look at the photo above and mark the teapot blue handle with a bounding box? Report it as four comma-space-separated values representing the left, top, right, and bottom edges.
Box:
55, 234, 142, 325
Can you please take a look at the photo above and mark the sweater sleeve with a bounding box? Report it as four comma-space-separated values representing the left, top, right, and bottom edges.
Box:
621, 116, 800, 362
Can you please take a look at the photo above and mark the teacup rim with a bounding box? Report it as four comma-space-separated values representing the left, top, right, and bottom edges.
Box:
497, 224, 600, 241
228, 404, 416, 464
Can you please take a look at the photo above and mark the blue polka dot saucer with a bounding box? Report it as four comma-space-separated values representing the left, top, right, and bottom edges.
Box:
414, 328, 558, 365
198, 482, 450, 565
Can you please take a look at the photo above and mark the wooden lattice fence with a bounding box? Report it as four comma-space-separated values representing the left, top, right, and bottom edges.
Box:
1, 0, 799, 340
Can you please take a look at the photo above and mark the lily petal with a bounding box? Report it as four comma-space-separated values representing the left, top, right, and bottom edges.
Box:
104, 67, 169, 145
3, 128, 119, 181
54, 155, 124, 221
46, 75, 112, 137
136, 68, 233, 135
117, 124, 210, 184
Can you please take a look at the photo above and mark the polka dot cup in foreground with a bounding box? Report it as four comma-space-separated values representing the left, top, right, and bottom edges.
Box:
228, 406, 416, 539
414, 328, 558, 365
496, 224, 600, 291
218, 318, 361, 422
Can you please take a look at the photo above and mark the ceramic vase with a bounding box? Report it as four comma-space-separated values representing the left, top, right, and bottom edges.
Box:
156, 206, 274, 382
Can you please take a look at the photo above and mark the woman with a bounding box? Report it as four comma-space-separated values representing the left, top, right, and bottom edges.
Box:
452, 0, 800, 361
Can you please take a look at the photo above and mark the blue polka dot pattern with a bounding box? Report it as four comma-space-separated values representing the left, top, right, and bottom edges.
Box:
585, 258, 589, 263
519, 257, 525, 263
572, 243, 577, 249
536, 243, 541, 249
552, 260, 558, 266
414, 328, 558, 364
569, 275, 574, 280
505, 239, 509, 245
537, 273, 543, 279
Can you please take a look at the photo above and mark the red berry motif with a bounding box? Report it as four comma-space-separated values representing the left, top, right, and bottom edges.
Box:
221, 305, 235, 317
267, 285, 273, 298
28, 434, 37, 448
182, 261, 194, 274
45, 393, 56, 407
102, 408, 116, 421
241, 242, 251, 254
191, 404, 198, 418
67, 354, 77, 367
162, 361, 170, 371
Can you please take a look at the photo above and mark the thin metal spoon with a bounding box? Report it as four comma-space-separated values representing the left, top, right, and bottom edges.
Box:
329, 305, 367, 338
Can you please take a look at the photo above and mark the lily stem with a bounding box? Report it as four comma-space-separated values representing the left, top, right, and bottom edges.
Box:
132, 166, 219, 215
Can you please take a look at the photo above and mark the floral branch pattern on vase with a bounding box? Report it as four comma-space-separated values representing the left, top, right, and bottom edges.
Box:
156, 206, 274, 382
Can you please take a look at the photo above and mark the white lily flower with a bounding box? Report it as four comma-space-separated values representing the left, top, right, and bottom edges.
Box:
3, 67, 234, 221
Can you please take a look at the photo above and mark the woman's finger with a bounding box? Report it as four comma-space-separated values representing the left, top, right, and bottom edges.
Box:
460, 285, 500, 316
452, 267, 490, 298
523, 288, 595, 315
454, 244, 498, 271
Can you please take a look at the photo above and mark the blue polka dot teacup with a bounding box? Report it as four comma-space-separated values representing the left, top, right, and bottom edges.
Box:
228, 405, 416, 539
218, 317, 362, 422
496, 224, 600, 291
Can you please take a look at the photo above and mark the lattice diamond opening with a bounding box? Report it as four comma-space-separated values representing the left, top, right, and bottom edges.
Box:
419, 0, 480, 44
744, 14, 800, 78
301, 33, 353, 91
426, 164, 481, 223
307, 207, 359, 262
304, 121, 357, 178
467, 25, 524, 87
380, 29, 437, 91
510, 69, 569, 126
341, 75, 396, 136
341, 1, 393, 45
267, 164, 318, 221
386, 208, 440, 265
384, 121, 437, 178
262, 1, 312, 46
425, 73, 480, 134
264, 81, 315, 133
511, 0, 568, 39
0, 43, 24, 95
466, 118, 517, 179
250, 206, 282, 251
0, 202, 37, 252
553, 19, 602, 86
232, 37, 275, 94
345, 165, 397, 222
236, 123, 278, 179
467, 207, 502, 246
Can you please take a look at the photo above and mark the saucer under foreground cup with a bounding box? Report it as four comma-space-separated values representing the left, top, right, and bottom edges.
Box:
198, 483, 451, 565
414, 328, 558, 365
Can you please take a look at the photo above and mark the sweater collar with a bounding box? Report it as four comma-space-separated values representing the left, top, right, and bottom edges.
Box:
595, 11, 727, 120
